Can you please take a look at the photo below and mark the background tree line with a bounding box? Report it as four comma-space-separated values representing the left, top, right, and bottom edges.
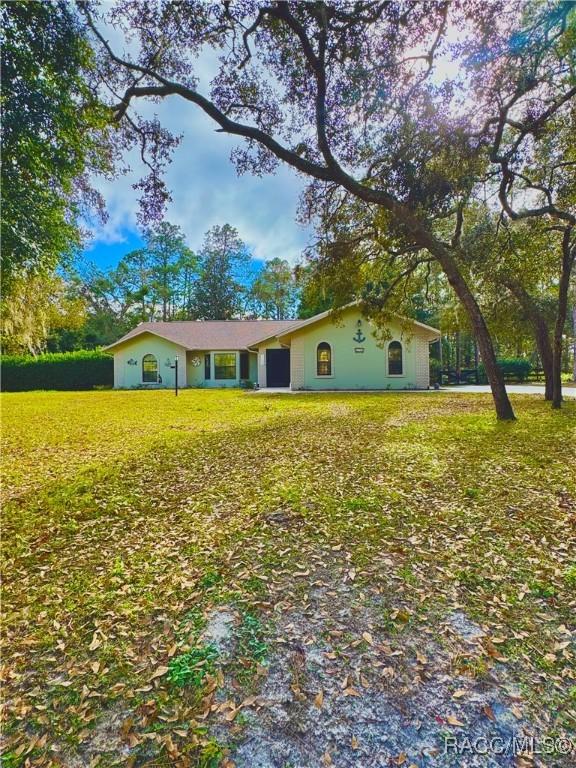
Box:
1, 221, 300, 354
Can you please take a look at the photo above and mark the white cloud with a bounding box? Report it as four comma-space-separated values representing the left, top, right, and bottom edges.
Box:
86, 89, 313, 265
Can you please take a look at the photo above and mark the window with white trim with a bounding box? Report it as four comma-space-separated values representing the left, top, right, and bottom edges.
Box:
388, 341, 403, 375
316, 342, 332, 376
214, 352, 237, 380
142, 354, 158, 383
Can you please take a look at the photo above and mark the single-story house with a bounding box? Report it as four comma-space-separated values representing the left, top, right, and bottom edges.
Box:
105, 305, 440, 391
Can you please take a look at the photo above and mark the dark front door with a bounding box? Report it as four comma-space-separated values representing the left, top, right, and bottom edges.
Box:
266, 348, 290, 387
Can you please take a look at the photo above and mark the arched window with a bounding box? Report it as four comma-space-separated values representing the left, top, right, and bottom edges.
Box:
317, 342, 332, 376
388, 341, 403, 375
142, 354, 159, 383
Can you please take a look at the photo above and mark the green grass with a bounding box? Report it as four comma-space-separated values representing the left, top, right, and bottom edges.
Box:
1, 388, 575, 764
168, 644, 220, 689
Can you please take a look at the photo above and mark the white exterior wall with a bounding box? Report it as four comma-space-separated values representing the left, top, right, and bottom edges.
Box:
113, 333, 187, 388
290, 335, 305, 389
414, 337, 431, 389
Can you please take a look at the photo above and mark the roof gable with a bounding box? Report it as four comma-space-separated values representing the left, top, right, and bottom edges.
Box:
276, 303, 440, 342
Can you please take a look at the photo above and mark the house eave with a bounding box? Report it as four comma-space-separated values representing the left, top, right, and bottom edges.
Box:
104, 328, 191, 352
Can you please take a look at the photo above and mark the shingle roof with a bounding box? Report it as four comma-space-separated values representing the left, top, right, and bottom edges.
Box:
105, 320, 300, 352
105, 304, 440, 353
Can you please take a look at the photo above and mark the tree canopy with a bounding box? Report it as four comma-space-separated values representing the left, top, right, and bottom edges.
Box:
193, 224, 252, 320
1, 0, 113, 295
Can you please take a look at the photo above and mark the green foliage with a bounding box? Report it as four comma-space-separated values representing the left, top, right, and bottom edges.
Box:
140, 222, 197, 322
429, 357, 442, 385
1, 273, 88, 355
198, 569, 223, 589
295, 258, 356, 320
249, 258, 299, 319
196, 740, 226, 768
1, 350, 113, 391
237, 612, 268, 664
529, 581, 557, 599
1, 1, 112, 294
478, 358, 532, 384
167, 644, 219, 688
564, 565, 576, 589
193, 224, 252, 320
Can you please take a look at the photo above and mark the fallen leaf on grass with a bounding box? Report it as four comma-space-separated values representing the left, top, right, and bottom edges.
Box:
483, 704, 496, 722
88, 633, 101, 651
447, 715, 465, 726
314, 690, 324, 708
149, 665, 169, 681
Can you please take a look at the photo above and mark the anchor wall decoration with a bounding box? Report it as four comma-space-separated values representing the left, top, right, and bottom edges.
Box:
353, 319, 366, 344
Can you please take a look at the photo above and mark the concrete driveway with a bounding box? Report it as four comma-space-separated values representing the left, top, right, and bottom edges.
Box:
442, 383, 576, 397
255, 384, 576, 397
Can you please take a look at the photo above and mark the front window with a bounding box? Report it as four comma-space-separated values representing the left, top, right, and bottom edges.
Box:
388, 341, 403, 375
204, 353, 211, 380
214, 352, 237, 380
142, 354, 158, 383
317, 342, 332, 376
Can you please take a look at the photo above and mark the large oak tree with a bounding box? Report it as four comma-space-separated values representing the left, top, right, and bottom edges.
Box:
84, 0, 575, 418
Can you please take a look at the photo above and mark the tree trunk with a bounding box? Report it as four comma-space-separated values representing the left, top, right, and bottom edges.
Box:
453, 293, 515, 420
552, 229, 575, 409
414, 233, 515, 420
572, 301, 576, 383
474, 339, 479, 384
506, 279, 553, 400
455, 330, 461, 382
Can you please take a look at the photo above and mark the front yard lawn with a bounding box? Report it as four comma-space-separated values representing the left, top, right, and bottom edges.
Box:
1, 390, 575, 767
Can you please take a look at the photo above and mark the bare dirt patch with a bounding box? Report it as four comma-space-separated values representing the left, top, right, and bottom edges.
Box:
209, 565, 551, 768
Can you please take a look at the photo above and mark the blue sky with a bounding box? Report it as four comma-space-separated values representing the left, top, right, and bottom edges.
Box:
82, 88, 313, 272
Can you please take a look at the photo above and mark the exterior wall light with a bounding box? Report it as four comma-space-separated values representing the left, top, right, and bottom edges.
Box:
127, 358, 137, 366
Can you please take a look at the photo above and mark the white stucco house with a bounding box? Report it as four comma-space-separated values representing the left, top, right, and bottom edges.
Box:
105, 305, 440, 391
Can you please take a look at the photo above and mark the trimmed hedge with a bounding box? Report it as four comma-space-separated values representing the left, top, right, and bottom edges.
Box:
1, 350, 113, 391
478, 357, 532, 384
